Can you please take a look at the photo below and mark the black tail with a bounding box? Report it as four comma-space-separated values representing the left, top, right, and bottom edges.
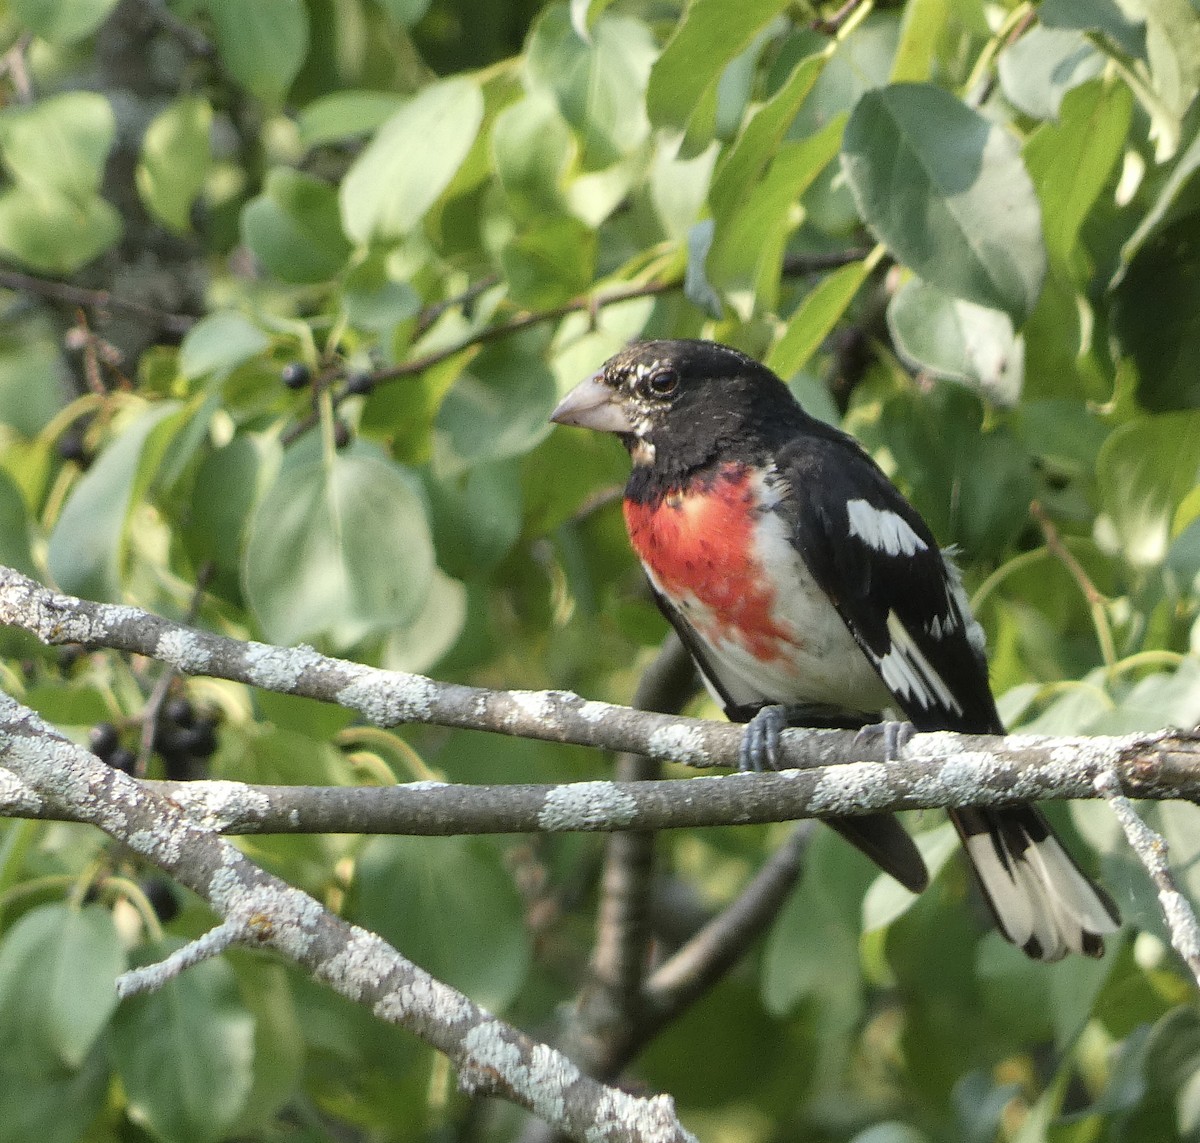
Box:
951, 805, 1120, 960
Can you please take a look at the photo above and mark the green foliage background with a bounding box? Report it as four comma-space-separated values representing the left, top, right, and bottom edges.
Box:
1, 0, 1200, 1140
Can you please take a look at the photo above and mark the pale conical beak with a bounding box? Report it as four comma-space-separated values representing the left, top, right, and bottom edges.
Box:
549, 373, 636, 434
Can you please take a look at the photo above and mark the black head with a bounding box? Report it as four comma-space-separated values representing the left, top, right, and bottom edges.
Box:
550, 339, 807, 480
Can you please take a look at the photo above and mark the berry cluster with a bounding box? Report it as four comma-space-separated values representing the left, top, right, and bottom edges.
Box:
87, 696, 219, 781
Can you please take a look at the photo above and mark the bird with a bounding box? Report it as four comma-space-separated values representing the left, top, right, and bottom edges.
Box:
550, 338, 1119, 960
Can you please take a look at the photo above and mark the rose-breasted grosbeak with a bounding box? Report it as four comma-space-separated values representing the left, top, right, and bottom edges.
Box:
551, 338, 1119, 961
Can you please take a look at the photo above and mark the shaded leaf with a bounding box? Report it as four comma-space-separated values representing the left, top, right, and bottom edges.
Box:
341, 77, 483, 243
354, 835, 531, 1012
243, 443, 435, 647
241, 168, 351, 283
841, 83, 1046, 323
137, 96, 212, 233
111, 947, 254, 1143
205, 0, 308, 103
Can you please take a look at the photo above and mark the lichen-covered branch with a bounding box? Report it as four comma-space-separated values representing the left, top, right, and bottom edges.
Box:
0, 692, 696, 1143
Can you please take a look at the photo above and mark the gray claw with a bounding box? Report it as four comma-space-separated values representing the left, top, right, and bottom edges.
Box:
740, 704, 788, 772
853, 719, 914, 762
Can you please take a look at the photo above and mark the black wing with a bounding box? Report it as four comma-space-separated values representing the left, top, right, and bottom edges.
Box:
775, 427, 1003, 735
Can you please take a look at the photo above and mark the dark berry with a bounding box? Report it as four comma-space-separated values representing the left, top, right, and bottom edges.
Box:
333, 420, 352, 449
164, 696, 195, 727
107, 747, 137, 774
189, 717, 219, 758
88, 722, 120, 759
344, 371, 374, 396
281, 362, 311, 389
142, 877, 180, 924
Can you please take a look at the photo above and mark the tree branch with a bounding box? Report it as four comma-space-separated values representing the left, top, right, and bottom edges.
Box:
0, 691, 697, 1143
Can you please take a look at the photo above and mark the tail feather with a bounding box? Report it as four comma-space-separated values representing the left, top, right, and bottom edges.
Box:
830, 812, 929, 894
952, 805, 1119, 960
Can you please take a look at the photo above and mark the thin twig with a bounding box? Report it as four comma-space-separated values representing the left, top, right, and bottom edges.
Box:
1095, 767, 1200, 987
0, 266, 195, 334
280, 249, 872, 446
1030, 500, 1117, 667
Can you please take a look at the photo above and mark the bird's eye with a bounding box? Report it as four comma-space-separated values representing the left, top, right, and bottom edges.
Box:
647, 368, 678, 397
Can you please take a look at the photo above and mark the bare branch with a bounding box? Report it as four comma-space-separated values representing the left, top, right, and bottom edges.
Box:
1095, 767, 1200, 987
0, 693, 697, 1143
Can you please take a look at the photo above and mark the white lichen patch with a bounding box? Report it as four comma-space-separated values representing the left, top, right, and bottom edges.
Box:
587, 1089, 694, 1143
171, 781, 272, 831
233, 882, 323, 958
576, 700, 612, 725
646, 723, 709, 766
376, 965, 474, 1026
0, 768, 41, 813
243, 641, 319, 691
1161, 890, 1200, 961
338, 670, 436, 725
526, 1043, 581, 1123
537, 781, 639, 832
809, 762, 892, 815
155, 628, 213, 674
127, 827, 184, 865
461, 1020, 522, 1086
503, 689, 553, 725
320, 929, 395, 1001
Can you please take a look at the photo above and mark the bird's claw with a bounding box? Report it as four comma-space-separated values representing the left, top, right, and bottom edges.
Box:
853, 719, 914, 762
740, 704, 789, 772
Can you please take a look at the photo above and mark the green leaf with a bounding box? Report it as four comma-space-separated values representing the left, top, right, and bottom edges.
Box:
492, 91, 573, 218
47, 403, 183, 601
1024, 79, 1133, 268
341, 77, 483, 244
646, 0, 789, 134
296, 91, 407, 149
136, 96, 212, 234
433, 338, 558, 474
0, 904, 123, 1070
526, 6, 655, 169
243, 443, 436, 647
381, 568, 468, 673
766, 257, 873, 379
0, 1046, 109, 1143
1114, 216, 1200, 411
241, 168, 351, 283
179, 312, 269, 381
887, 277, 1023, 405
997, 26, 1103, 121
0, 91, 114, 198
354, 835, 531, 1012
375, 0, 432, 26
889, 0, 949, 83
111, 946, 254, 1143
1118, 111, 1200, 271
709, 51, 827, 225
862, 822, 959, 933
425, 460, 523, 578
0, 186, 120, 274
0, 468, 35, 578
1097, 412, 1200, 569
0, 320, 62, 438
841, 83, 1046, 324
500, 214, 596, 307
708, 117, 845, 312
205, 0, 308, 103
11, 0, 118, 43
1039, 0, 1147, 58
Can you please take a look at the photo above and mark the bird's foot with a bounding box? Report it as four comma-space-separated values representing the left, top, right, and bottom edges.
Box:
853, 719, 915, 762
739, 704, 789, 772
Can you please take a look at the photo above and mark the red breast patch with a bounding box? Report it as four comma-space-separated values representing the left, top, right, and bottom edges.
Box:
624, 464, 794, 662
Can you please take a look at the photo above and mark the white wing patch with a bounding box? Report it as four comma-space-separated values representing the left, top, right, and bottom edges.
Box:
846, 499, 928, 557
876, 611, 963, 715
941, 553, 986, 655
